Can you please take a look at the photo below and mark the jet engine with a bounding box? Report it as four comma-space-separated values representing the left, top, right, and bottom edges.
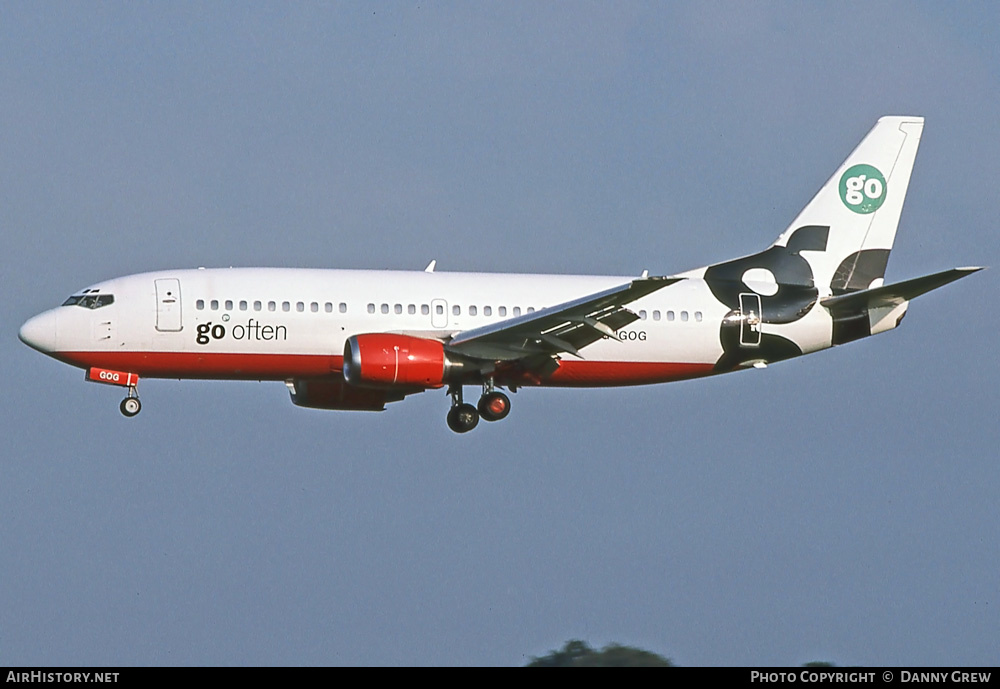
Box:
343, 334, 461, 387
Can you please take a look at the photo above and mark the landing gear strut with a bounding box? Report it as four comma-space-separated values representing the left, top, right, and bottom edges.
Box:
446, 384, 479, 433
119, 386, 141, 417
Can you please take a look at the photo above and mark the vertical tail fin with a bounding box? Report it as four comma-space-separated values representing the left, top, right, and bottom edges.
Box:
772, 116, 924, 294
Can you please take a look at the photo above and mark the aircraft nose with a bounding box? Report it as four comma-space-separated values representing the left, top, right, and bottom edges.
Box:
19, 310, 58, 353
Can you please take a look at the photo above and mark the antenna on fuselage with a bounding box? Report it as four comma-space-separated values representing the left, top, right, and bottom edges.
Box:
425, 260, 437, 273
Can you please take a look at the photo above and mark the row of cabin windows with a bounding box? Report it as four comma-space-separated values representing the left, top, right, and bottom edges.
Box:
194, 299, 703, 323
193, 299, 539, 317
366, 303, 537, 317
196, 299, 348, 313
362, 305, 700, 321
637, 309, 703, 322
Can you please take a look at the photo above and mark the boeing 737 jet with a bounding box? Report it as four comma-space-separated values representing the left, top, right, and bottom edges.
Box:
19, 117, 980, 432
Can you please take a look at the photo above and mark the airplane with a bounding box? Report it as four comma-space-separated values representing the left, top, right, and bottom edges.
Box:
19, 116, 981, 433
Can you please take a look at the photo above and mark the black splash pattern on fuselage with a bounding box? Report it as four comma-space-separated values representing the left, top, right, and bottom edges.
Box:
831, 249, 891, 295
827, 248, 893, 345
714, 311, 806, 371
704, 225, 828, 371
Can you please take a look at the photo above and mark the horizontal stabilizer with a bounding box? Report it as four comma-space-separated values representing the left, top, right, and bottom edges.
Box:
821, 267, 983, 312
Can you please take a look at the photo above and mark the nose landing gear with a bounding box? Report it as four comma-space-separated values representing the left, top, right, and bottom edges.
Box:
119, 386, 141, 417
86, 368, 142, 418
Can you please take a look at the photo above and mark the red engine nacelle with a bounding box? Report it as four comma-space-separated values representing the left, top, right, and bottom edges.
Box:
343, 334, 449, 387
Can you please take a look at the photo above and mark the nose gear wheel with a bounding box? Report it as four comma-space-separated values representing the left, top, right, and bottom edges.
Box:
119, 388, 141, 417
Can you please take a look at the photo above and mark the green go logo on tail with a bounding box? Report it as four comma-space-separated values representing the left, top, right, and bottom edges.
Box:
839, 164, 886, 214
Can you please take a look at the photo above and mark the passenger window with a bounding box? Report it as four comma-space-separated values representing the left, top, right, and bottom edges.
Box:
499, 306, 507, 317
339, 303, 347, 313
367, 303, 375, 314
527, 307, 535, 313
324, 302, 332, 313
513, 307, 521, 317
667, 310, 675, 322
254, 301, 262, 311
381, 304, 389, 314
282, 302, 291, 312
394, 304, 402, 314
469, 305, 477, 316
681, 311, 689, 322
484, 306, 492, 317
225, 300, 233, 310
452, 305, 460, 316
695, 311, 703, 322
268, 301, 276, 312
653, 310, 661, 321
296, 302, 304, 312
408, 304, 416, 315
196, 299, 205, 310
639, 310, 647, 320
435, 304, 444, 315
211, 300, 219, 310
421, 304, 430, 315
239, 300, 248, 311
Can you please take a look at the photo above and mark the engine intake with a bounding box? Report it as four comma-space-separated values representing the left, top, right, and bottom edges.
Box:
343, 334, 452, 387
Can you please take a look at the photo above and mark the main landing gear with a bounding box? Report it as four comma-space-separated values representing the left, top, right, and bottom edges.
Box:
119, 386, 141, 417
446, 380, 512, 433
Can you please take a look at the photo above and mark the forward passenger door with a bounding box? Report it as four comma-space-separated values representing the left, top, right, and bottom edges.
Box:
155, 278, 183, 332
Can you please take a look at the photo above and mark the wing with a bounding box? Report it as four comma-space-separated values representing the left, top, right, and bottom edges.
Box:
446, 276, 682, 372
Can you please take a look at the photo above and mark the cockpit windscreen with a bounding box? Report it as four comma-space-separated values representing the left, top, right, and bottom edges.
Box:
62, 294, 115, 309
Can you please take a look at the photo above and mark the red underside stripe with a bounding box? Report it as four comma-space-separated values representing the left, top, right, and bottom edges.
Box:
57, 351, 341, 380
56, 351, 715, 386
541, 360, 715, 387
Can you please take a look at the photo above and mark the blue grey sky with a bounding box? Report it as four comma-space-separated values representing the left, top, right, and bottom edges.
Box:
2, 2, 998, 666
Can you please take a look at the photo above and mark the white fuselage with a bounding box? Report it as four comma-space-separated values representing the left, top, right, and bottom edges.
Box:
22, 267, 833, 387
